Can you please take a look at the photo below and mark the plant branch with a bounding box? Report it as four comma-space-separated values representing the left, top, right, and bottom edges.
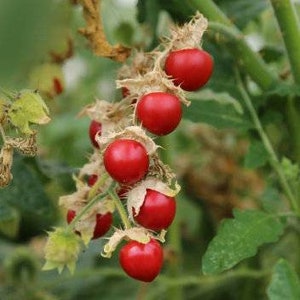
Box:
188, 0, 277, 91
67, 181, 116, 230
67, 192, 109, 230
146, 268, 269, 299
269, 0, 300, 84
78, 0, 130, 61
237, 76, 300, 214
286, 97, 300, 164
108, 189, 131, 229
158, 135, 184, 300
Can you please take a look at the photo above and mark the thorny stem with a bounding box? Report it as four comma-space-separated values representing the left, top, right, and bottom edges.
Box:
88, 172, 110, 199
67, 193, 108, 230
237, 76, 300, 215
108, 189, 131, 229
67, 180, 116, 230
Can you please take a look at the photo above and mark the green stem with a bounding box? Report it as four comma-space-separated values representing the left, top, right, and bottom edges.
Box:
108, 189, 131, 229
269, 0, 300, 84
147, 268, 269, 299
88, 173, 110, 199
159, 268, 269, 287
67, 176, 115, 230
238, 78, 300, 214
188, 0, 232, 25
67, 191, 111, 230
188, 0, 277, 91
286, 97, 300, 164
158, 135, 183, 300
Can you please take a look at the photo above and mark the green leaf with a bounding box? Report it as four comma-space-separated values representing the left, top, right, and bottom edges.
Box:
280, 157, 299, 182
188, 89, 244, 114
184, 91, 253, 130
0, 202, 20, 238
202, 210, 285, 275
0, 156, 57, 240
8, 89, 50, 135
267, 259, 300, 300
267, 83, 300, 97
261, 186, 284, 214
244, 140, 269, 169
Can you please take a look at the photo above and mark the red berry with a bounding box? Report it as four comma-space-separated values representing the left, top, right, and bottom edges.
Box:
122, 87, 130, 97
119, 239, 163, 282
89, 120, 102, 148
67, 209, 112, 239
134, 189, 176, 231
53, 77, 63, 95
165, 48, 213, 91
136, 92, 182, 135
103, 139, 149, 184
88, 174, 98, 187
117, 185, 131, 200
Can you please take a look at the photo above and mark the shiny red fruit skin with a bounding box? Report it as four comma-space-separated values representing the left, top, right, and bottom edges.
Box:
103, 139, 149, 184
136, 92, 182, 135
88, 174, 98, 187
134, 189, 176, 231
117, 185, 131, 200
67, 210, 112, 239
122, 87, 130, 97
119, 239, 163, 282
165, 48, 213, 91
89, 120, 102, 148
53, 77, 63, 95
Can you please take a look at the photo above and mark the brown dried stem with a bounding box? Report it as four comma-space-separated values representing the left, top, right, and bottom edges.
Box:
78, 0, 131, 62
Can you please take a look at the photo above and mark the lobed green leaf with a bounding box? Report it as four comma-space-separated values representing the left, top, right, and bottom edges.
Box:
0, 156, 57, 240
202, 209, 285, 275
267, 259, 300, 300
244, 140, 269, 169
184, 90, 253, 130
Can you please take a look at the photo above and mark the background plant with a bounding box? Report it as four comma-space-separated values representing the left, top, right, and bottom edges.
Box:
0, 0, 299, 299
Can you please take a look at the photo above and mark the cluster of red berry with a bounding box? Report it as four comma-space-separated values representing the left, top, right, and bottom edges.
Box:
62, 13, 213, 282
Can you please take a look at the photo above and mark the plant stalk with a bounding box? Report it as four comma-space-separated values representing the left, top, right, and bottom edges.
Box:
158, 135, 184, 300
286, 97, 300, 164
67, 191, 110, 230
269, 0, 300, 84
188, 0, 277, 91
238, 79, 300, 214
108, 189, 131, 229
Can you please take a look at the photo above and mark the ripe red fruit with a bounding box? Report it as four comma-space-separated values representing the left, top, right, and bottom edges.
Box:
89, 120, 102, 148
103, 139, 149, 184
136, 92, 182, 135
53, 77, 63, 95
165, 48, 213, 91
67, 210, 112, 239
134, 189, 176, 231
88, 174, 98, 187
122, 87, 130, 97
117, 185, 131, 200
119, 239, 163, 282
